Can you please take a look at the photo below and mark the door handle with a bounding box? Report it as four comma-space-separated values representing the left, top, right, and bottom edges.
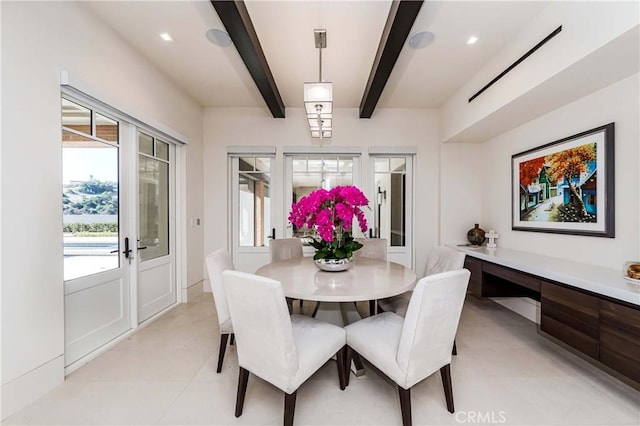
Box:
111, 238, 133, 257
123, 237, 132, 258
137, 239, 147, 250
267, 228, 276, 240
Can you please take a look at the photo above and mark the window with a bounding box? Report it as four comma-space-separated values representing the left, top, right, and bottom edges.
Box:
289, 155, 355, 238
373, 157, 407, 246
138, 132, 171, 261
238, 157, 271, 247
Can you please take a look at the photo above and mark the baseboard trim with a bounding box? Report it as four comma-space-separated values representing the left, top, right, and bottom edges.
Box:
186, 280, 204, 301
1, 356, 64, 421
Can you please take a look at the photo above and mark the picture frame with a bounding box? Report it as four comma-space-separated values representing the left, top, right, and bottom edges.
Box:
512, 123, 614, 237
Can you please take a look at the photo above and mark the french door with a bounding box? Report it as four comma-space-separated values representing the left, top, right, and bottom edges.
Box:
136, 132, 176, 322
370, 155, 413, 268
229, 154, 277, 273
284, 154, 361, 256
62, 95, 177, 368
62, 98, 132, 366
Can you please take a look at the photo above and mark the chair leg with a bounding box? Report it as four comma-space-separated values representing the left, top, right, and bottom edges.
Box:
235, 367, 249, 417
344, 346, 352, 387
398, 386, 412, 426
351, 351, 365, 375
299, 299, 303, 310
368, 300, 376, 316
343, 345, 365, 377
336, 346, 347, 390
311, 301, 320, 318
217, 333, 229, 373
284, 390, 297, 426
286, 298, 293, 314
452, 339, 457, 356
230, 333, 235, 346
440, 364, 455, 413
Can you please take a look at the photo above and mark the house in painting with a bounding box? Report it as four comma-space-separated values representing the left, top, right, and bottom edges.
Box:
558, 160, 597, 206
579, 169, 597, 215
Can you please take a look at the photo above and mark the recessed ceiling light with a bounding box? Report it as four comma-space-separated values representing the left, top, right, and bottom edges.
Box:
206, 29, 232, 47
467, 36, 478, 45
408, 30, 435, 49
159, 32, 174, 42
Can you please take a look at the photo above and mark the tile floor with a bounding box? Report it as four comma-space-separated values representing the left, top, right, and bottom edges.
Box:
4, 294, 640, 425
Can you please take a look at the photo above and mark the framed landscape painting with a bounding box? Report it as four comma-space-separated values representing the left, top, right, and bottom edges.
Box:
512, 123, 614, 237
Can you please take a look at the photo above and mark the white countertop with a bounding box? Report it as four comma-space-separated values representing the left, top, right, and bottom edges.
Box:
449, 244, 640, 306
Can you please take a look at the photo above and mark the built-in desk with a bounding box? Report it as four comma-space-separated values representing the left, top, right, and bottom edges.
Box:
452, 245, 640, 387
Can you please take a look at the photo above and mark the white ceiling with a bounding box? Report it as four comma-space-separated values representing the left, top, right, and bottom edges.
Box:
83, 1, 550, 110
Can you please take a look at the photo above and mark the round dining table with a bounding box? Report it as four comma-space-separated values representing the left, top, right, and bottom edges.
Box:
255, 256, 417, 303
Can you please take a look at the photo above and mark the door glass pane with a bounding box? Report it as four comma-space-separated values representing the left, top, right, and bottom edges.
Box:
63, 135, 119, 281
156, 140, 169, 161
61, 98, 92, 136
255, 157, 270, 172
95, 113, 119, 143
374, 157, 406, 246
292, 157, 306, 172
238, 156, 271, 247
138, 155, 169, 261
374, 157, 389, 173
139, 133, 153, 156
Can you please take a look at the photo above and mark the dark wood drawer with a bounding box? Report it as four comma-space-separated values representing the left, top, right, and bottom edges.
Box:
464, 256, 482, 297
540, 282, 600, 358
541, 282, 599, 330
482, 262, 541, 292
541, 314, 599, 358
600, 300, 640, 337
599, 300, 640, 382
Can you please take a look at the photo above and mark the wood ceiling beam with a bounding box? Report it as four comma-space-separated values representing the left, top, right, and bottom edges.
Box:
359, 0, 424, 118
211, 0, 285, 118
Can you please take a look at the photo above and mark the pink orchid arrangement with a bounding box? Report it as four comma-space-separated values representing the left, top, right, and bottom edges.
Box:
288, 186, 369, 260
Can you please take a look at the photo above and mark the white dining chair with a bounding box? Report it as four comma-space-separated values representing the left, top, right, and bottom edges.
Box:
354, 238, 387, 316
269, 238, 308, 312
205, 248, 236, 373
354, 237, 387, 261
269, 238, 303, 261
378, 245, 465, 354
378, 245, 466, 316
222, 270, 347, 426
345, 269, 471, 426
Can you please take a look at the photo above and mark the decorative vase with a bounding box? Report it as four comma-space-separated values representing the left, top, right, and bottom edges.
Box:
314, 257, 354, 272
467, 223, 486, 246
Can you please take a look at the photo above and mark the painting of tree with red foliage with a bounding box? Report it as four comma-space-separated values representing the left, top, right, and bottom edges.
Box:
545, 142, 596, 218
512, 123, 614, 237
519, 156, 546, 187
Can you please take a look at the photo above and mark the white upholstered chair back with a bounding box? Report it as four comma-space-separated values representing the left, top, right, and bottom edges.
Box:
396, 269, 470, 387
269, 238, 303, 262
423, 246, 466, 277
354, 238, 387, 260
205, 249, 235, 329
222, 270, 298, 390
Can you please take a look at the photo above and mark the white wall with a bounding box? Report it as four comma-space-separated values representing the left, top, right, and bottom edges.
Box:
440, 1, 639, 143
203, 107, 440, 279
440, 143, 483, 244
478, 74, 639, 269
1, 1, 203, 418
